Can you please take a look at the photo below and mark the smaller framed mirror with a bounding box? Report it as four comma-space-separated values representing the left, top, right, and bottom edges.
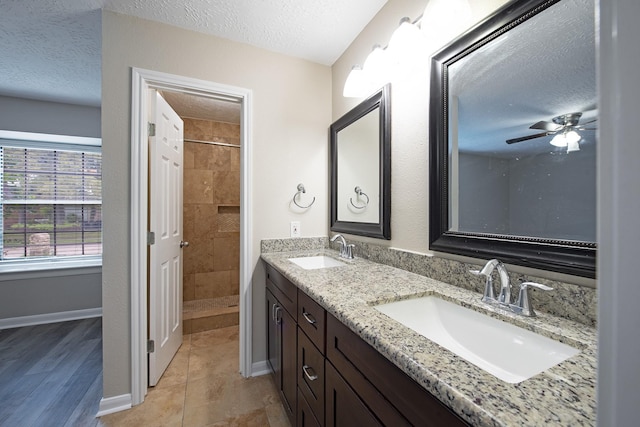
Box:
330, 84, 391, 239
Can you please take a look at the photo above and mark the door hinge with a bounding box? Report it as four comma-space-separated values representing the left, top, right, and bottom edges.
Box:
147, 340, 155, 353
148, 122, 156, 137
147, 231, 155, 245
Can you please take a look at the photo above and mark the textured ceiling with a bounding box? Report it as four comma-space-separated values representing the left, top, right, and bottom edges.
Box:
0, 0, 387, 107
449, 0, 596, 156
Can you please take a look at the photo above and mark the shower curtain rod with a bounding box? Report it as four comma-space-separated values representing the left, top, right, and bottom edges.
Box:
184, 138, 240, 148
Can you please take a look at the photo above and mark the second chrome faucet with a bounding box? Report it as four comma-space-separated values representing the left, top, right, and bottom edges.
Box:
470, 259, 552, 317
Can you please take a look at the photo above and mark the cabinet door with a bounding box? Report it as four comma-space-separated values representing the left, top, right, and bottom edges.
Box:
298, 387, 321, 427
266, 289, 280, 384
279, 302, 297, 425
325, 362, 382, 427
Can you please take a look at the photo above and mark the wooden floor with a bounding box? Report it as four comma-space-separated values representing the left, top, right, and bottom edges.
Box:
0, 317, 103, 427
0, 320, 286, 427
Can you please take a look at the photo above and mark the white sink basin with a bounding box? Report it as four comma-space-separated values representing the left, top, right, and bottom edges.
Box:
374, 296, 579, 383
288, 255, 346, 270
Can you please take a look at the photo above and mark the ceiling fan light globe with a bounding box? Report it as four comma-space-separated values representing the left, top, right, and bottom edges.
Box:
565, 130, 582, 144
567, 138, 581, 152
550, 133, 568, 147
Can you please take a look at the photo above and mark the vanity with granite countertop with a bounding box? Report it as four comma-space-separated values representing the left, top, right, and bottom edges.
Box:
261, 247, 596, 427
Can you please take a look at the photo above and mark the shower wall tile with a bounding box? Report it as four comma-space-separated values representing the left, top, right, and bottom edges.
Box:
184, 118, 213, 141
213, 237, 240, 271
194, 144, 232, 171
184, 142, 195, 169
182, 117, 240, 320
195, 271, 230, 299
212, 171, 240, 205
184, 273, 196, 301
184, 169, 214, 204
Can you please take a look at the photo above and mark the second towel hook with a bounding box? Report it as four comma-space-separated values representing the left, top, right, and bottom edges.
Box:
293, 183, 316, 209
350, 186, 369, 209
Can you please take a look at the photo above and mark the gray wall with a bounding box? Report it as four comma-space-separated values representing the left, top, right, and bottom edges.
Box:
457, 149, 596, 241
0, 271, 102, 318
0, 96, 102, 320
0, 95, 101, 138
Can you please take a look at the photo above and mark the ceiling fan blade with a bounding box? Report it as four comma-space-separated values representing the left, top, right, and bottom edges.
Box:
506, 132, 552, 144
574, 126, 597, 131
530, 121, 562, 131
579, 118, 597, 125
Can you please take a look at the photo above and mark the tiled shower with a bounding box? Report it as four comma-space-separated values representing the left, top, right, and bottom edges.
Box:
182, 117, 240, 334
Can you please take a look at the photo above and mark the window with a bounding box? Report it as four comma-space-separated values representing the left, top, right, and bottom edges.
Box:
0, 131, 101, 270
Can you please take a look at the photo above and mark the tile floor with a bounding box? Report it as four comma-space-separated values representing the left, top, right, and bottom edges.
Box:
98, 325, 288, 427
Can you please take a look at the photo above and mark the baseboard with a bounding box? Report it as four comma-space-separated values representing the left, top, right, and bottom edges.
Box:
96, 394, 132, 417
251, 360, 271, 377
0, 307, 102, 329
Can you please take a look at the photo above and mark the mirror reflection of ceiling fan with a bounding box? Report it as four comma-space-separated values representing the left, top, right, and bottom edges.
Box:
506, 112, 597, 152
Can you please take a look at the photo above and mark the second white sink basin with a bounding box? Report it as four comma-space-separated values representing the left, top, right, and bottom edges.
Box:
374, 296, 580, 383
288, 255, 345, 270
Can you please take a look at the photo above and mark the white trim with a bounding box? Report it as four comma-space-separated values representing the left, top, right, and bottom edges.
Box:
0, 307, 102, 329
130, 68, 253, 407
96, 394, 132, 417
0, 130, 101, 147
251, 360, 271, 377
0, 258, 101, 279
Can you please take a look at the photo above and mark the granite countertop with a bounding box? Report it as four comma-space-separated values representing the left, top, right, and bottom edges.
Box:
261, 249, 597, 427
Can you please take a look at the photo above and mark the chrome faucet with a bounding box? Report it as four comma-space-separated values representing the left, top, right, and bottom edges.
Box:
470, 259, 553, 317
330, 234, 355, 259
470, 258, 511, 304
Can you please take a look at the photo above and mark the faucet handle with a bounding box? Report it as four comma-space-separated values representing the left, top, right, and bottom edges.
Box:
515, 282, 553, 317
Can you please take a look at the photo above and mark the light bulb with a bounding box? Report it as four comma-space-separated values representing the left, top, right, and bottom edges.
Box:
565, 130, 581, 144
550, 133, 567, 147
421, 0, 472, 51
343, 65, 370, 98
388, 17, 425, 64
567, 138, 581, 152
363, 45, 391, 91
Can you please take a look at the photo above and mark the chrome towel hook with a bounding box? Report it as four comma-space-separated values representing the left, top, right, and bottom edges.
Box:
349, 186, 369, 209
293, 183, 315, 209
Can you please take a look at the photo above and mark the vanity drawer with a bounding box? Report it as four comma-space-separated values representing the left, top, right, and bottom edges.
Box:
298, 327, 325, 424
266, 264, 297, 316
298, 290, 326, 353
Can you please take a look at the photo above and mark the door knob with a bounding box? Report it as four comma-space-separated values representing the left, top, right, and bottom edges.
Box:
180, 241, 189, 248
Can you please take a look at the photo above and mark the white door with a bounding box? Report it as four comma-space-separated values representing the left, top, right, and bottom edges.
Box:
148, 90, 184, 386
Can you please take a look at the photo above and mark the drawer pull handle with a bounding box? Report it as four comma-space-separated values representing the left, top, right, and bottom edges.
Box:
302, 311, 316, 325
302, 365, 318, 381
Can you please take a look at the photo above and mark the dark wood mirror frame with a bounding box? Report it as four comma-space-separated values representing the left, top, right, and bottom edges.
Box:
429, 0, 596, 278
330, 84, 391, 239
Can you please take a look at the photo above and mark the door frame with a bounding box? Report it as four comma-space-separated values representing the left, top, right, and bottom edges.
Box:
130, 67, 253, 405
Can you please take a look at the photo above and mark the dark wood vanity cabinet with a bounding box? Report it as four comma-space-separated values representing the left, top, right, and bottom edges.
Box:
266, 267, 297, 426
265, 263, 469, 427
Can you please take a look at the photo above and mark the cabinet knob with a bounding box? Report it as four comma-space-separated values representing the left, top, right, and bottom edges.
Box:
180, 241, 189, 248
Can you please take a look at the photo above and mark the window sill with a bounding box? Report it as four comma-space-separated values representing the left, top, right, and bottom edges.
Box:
0, 257, 102, 281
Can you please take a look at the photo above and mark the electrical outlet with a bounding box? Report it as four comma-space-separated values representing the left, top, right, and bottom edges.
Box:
290, 221, 301, 238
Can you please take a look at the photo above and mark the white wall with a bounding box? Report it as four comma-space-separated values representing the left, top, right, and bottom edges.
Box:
0, 96, 102, 321
331, 0, 511, 253
101, 11, 330, 400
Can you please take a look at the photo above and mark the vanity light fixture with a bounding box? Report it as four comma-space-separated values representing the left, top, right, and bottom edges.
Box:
421, 0, 472, 51
343, 16, 424, 98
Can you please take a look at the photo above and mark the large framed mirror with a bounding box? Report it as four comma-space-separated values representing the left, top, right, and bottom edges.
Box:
429, 0, 596, 278
330, 84, 391, 239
